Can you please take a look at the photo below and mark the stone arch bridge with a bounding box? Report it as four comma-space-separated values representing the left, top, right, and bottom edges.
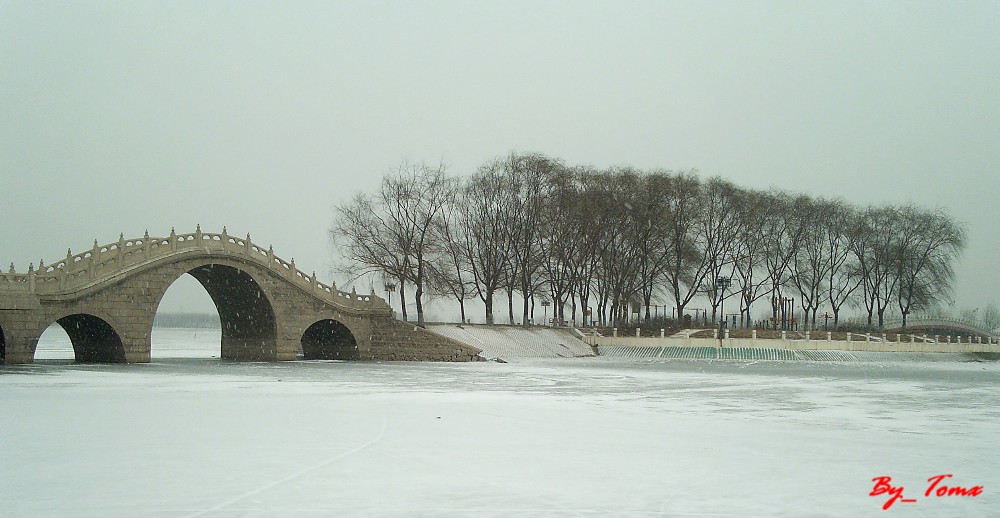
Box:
0, 227, 480, 364
883, 316, 996, 340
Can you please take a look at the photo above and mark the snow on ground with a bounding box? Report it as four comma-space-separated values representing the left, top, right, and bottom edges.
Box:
2, 328, 998, 516
427, 324, 593, 360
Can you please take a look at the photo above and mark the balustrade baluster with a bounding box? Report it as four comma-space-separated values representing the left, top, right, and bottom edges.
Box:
117, 233, 125, 269
90, 240, 99, 280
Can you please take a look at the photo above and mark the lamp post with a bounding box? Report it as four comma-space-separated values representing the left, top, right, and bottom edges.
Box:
716, 276, 731, 343
384, 281, 396, 306
541, 299, 551, 326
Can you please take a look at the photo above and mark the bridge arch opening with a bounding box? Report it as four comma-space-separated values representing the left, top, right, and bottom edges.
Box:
55, 314, 127, 363
301, 319, 359, 360
152, 274, 220, 358
185, 263, 277, 361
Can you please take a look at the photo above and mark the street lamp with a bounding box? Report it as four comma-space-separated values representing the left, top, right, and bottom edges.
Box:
384, 281, 396, 306
716, 276, 731, 340
541, 299, 551, 326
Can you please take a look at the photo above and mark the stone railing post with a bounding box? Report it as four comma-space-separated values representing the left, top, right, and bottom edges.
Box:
28, 263, 35, 293
751, 329, 757, 340
311, 271, 317, 292
90, 240, 99, 280
195, 224, 202, 244
289, 258, 296, 279
221, 226, 228, 249
635, 328, 640, 338
267, 246, 274, 267
245, 234, 252, 255
59, 250, 69, 289
143, 230, 150, 260
170, 227, 177, 251
846, 332, 851, 342
116, 233, 125, 269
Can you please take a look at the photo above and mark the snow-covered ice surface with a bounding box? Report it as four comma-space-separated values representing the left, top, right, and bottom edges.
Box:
3, 329, 998, 517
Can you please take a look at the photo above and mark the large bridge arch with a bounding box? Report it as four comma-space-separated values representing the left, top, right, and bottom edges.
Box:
151, 260, 278, 361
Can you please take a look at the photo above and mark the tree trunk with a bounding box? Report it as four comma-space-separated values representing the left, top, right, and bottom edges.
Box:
507, 287, 515, 325
399, 282, 408, 322
485, 292, 495, 325
414, 279, 425, 327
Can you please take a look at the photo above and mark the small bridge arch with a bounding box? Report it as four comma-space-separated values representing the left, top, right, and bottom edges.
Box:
52, 312, 127, 363
301, 318, 359, 360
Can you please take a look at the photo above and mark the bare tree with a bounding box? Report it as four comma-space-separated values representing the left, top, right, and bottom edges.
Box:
655, 171, 711, 321
853, 205, 902, 329
331, 192, 412, 319
330, 162, 452, 326
732, 189, 771, 328
428, 185, 475, 323
893, 206, 966, 328
461, 159, 517, 324
824, 202, 863, 327
699, 178, 745, 324
790, 197, 835, 329
761, 192, 808, 329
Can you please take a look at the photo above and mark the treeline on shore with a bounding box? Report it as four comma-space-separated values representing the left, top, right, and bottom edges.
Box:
153, 313, 220, 329
331, 152, 966, 331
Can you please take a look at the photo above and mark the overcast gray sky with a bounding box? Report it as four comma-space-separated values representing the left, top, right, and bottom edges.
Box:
2, 1, 998, 319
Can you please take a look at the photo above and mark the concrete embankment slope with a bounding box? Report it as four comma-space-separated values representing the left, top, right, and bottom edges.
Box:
427, 324, 593, 361
598, 345, 1000, 362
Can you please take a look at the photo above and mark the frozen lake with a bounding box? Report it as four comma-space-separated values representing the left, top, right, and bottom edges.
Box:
2, 328, 998, 516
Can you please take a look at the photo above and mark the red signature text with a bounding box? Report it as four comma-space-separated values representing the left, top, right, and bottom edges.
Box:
870, 474, 984, 510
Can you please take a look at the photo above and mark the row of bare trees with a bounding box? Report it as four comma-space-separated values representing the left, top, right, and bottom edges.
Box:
331, 154, 966, 330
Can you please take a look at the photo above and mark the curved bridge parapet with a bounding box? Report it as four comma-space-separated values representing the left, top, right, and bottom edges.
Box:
0, 225, 385, 312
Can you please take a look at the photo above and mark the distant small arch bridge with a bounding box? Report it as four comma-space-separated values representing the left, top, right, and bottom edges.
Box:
883, 316, 996, 339
0, 227, 479, 364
